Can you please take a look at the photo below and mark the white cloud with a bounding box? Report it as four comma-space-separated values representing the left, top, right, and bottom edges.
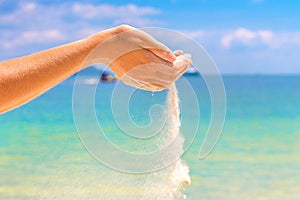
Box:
72, 3, 160, 21
0, 2, 161, 28
0, 2, 67, 30
22, 2, 36, 12
71, 3, 161, 27
272, 31, 300, 48
1, 1, 300, 74
181, 30, 206, 39
0, 1, 161, 59
3, 30, 64, 49
220, 28, 300, 50
221, 28, 273, 49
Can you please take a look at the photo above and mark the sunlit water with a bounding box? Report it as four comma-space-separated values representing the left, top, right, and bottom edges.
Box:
1, 75, 300, 199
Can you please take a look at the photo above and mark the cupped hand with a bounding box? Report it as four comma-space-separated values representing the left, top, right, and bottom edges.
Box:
112, 49, 191, 91
107, 25, 191, 91
85, 25, 191, 91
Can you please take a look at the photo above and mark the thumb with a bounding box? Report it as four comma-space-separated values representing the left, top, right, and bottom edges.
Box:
134, 29, 176, 62
148, 47, 176, 62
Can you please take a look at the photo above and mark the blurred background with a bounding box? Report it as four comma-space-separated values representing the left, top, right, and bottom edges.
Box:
1, 1, 300, 200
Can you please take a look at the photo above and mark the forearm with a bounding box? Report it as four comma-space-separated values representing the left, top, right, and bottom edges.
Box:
0, 27, 119, 114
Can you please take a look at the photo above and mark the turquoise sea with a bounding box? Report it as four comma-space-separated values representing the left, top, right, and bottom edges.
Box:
1, 75, 300, 199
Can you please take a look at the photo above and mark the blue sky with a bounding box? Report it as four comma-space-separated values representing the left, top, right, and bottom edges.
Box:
0, 0, 300, 74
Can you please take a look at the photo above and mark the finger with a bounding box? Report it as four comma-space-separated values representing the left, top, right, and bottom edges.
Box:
141, 82, 166, 91
149, 83, 166, 91
173, 54, 192, 70
173, 50, 184, 56
149, 48, 176, 63
118, 27, 176, 62
133, 80, 165, 91
171, 54, 192, 79
176, 63, 190, 77
154, 71, 177, 81
121, 73, 144, 89
141, 52, 190, 77
125, 68, 175, 86
143, 49, 174, 68
139, 77, 174, 87
123, 60, 174, 78
134, 30, 176, 62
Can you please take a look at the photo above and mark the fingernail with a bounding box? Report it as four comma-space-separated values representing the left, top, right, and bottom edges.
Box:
166, 52, 176, 61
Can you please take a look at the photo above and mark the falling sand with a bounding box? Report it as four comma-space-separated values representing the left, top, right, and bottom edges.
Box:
141, 83, 191, 200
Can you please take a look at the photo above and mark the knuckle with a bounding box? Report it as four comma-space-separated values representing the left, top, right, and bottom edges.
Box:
117, 24, 133, 32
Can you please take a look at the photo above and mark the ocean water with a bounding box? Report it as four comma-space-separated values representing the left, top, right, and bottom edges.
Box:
1, 75, 300, 199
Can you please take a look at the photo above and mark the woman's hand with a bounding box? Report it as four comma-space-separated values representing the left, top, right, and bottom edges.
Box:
85, 25, 191, 91
114, 49, 191, 91
0, 24, 191, 113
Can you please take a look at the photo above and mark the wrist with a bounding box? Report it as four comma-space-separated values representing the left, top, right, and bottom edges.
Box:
79, 25, 134, 69
85, 26, 125, 48
80, 26, 123, 68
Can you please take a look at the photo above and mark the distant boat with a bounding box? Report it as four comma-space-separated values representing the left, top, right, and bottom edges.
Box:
183, 66, 200, 76
100, 71, 117, 82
